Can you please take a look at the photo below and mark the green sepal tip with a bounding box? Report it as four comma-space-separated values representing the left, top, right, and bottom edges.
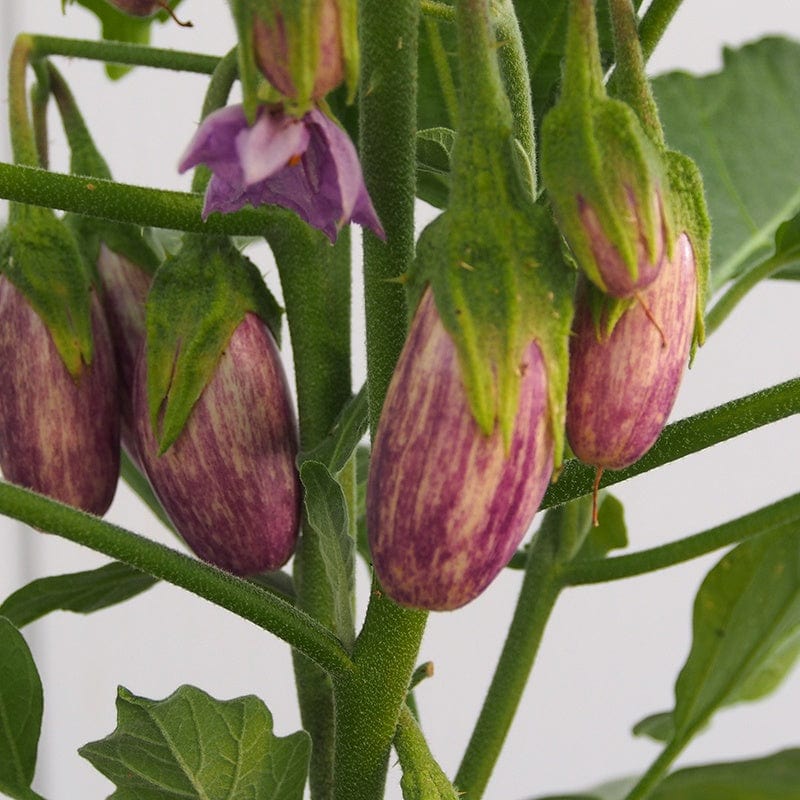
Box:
144, 233, 283, 453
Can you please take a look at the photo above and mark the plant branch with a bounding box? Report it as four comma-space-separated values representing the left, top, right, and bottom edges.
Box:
539, 377, 800, 510
0, 481, 352, 678
563, 491, 800, 585
637, 0, 686, 62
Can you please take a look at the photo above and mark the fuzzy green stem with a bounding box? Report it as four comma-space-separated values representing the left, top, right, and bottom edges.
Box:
0, 481, 352, 677
266, 216, 354, 800
494, 0, 536, 172
705, 253, 800, 336
539, 376, 800, 510
563, 491, 800, 585
30, 61, 51, 169
0, 162, 283, 234
9, 35, 38, 167
29, 34, 220, 74
420, 0, 454, 21
455, 503, 586, 799
637, 0, 686, 62
561, 0, 605, 102
330, 3, 428, 796
423, 16, 459, 129
607, 0, 664, 146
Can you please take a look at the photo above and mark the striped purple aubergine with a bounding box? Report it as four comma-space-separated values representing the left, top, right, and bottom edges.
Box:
367, 289, 554, 611
97, 244, 151, 465
133, 312, 301, 575
566, 232, 697, 470
0, 277, 120, 514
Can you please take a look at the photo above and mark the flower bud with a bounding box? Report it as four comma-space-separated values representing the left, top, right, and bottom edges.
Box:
133, 313, 301, 575
252, 0, 344, 101
97, 244, 152, 464
0, 277, 119, 514
367, 290, 554, 610
566, 233, 697, 470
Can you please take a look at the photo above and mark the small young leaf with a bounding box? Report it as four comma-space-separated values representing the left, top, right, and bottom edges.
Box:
574, 493, 628, 562
0, 618, 43, 800
298, 461, 355, 649
631, 711, 675, 743
417, 127, 456, 209
79, 685, 310, 800
0, 562, 157, 629
299, 386, 368, 476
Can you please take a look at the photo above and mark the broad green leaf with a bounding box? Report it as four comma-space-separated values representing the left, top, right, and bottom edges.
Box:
0, 618, 43, 800
298, 461, 355, 649
64, 0, 187, 79
299, 386, 367, 476
531, 749, 800, 800
773, 213, 800, 280
653, 37, 800, 289
0, 562, 157, 629
79, 685, 310, 800
574, 494, 628, 562
636, 521, 800, 750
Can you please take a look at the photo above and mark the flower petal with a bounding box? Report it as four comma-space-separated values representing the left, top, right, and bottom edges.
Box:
178, 104, 249, 175
237, 110, 310, 186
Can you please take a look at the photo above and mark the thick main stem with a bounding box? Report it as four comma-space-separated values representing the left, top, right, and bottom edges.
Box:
329, 2, 427, 799
268, 216, 354, 800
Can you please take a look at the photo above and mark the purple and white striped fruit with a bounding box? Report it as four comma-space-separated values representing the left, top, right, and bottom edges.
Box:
566, 232, 697, 471
133, 312, 301, 575
97, 244, 151, 464
0, 277, 119, 514
367, 290, 554, 611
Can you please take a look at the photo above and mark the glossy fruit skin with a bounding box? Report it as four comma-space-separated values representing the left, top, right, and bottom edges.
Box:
566, 232, 697, 470
0, 277, 120, 514
97, 244, 151, 464
367, 290, 554, 611
133, 312, 301, 575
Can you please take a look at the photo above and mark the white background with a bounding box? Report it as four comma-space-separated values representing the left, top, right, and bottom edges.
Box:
1, 2, 800, 798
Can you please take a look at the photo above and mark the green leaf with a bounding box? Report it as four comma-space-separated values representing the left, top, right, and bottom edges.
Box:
298, 461, 355, 649
773, 212, 800, 279
64, 0, 187, 79
0, 618, 43, 800
299, 386, 368, 476
637, 521, 800, 750
574, 493, 628, 561
631, 711, 674, 743
653, 37, 800, 289
416, 127, 456, 209
79, 685, 310, 800
531, 749, 800, 800
0, 562, 157, 629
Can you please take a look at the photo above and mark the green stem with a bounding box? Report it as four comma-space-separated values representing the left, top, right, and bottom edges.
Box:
494, 0, 536, 171
0, 162, 282, 234
423, 16, 459, 129
29, 34, 220, 74
420, 0, 454, 21
9, 35, 38, 167
563, 491, 800, 585
637, 0, 686, 62
561, 0, 605, 102
330, 1, 428, 795
539, 376, 800, 510
705, 254, 800, 336
455, 503, 586, 799
607, 0, 664, 146
30, 60, 51, 169
266, 216, 354, 800
0, 481, 352, 677
624, 736, 685, 800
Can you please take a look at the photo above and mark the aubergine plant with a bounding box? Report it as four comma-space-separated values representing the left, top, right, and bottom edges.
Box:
0, 1, 799, 799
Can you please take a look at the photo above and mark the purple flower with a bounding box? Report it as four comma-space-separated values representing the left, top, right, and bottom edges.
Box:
179, 104, 384, 242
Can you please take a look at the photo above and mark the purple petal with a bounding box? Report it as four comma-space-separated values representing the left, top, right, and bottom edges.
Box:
237, 110, 310, 186
178, 104, 249, 175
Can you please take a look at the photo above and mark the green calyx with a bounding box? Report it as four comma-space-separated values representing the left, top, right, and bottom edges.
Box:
407, 1, 573, 465
230, 0, 357, 118
540, 0, 673, 293
1, 205, 94, 379
664, 149, 711, 357
144, 233, 283, 453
